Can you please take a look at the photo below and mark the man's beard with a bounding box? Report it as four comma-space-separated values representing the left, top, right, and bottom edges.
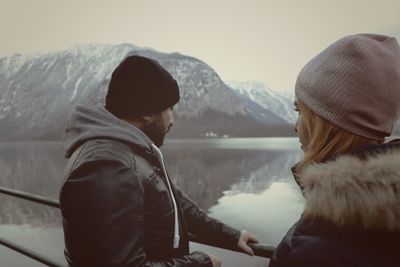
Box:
142, 122, 166, 147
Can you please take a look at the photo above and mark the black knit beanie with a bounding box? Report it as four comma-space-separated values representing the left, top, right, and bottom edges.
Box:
106, 55, 180, 118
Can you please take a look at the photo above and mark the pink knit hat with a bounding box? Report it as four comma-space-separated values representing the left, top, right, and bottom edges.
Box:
295, 34, 400, 141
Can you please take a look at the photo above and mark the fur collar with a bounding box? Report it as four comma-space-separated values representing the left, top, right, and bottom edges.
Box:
299, 146, 400, 231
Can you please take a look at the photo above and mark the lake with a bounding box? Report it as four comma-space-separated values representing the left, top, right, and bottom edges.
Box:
0, 138, 305, 267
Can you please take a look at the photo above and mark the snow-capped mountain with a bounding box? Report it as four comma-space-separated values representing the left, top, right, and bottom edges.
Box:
0, 44, 293, 141
227, 81, 400, 136
226, 81, 296, 123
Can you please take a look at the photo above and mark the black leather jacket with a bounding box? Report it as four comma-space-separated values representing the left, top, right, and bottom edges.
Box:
60, 105, 240, 267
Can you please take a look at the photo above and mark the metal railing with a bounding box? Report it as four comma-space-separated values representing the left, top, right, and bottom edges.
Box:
0, 186, 59, 208
0, 185, 275, 266
0, 235, 64, 267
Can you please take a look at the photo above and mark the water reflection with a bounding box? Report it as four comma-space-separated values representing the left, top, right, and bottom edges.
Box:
0, 138, 304, 266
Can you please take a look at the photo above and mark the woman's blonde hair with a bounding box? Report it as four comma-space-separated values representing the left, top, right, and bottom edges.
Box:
296, 100, 379, 171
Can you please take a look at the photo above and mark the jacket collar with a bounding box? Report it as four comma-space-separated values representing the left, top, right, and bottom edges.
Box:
297, 140, 400, 231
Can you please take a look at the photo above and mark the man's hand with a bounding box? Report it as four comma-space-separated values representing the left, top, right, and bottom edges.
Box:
237, 230, 259, 256
205, 252, 222, 267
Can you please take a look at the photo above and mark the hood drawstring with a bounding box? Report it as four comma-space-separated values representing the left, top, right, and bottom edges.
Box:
151, 144, 180, 249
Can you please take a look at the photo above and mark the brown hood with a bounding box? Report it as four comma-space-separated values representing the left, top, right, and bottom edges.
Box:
299, 146, 400, 231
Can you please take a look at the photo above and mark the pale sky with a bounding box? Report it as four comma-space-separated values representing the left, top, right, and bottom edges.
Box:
1, 0, 400, 92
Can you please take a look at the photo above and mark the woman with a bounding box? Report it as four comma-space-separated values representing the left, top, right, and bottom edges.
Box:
269, 34, 400, 267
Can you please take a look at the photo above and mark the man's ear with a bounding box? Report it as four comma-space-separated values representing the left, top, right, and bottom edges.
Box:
141, 114, 156, 125
123, 114, 155, 129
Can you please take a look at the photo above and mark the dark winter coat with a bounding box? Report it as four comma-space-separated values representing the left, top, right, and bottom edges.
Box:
60, 104, 240, 267
269, 141, 400, 267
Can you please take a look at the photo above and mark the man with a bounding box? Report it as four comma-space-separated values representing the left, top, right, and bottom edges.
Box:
60, 55, 258, 266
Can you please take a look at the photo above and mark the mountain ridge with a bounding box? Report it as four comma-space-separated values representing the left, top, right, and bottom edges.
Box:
0, 43, 295, 141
